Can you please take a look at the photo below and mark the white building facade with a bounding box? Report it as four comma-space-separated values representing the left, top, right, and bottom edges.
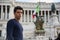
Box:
0, 0, 60, 40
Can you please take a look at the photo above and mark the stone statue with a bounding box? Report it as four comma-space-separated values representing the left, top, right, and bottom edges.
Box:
51, 3, 56, 13
34, 15, 44, 30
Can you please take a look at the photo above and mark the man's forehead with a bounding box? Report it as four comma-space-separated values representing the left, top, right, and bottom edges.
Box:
17, 9, 23, 11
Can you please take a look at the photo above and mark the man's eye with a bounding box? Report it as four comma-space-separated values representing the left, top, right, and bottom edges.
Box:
17, 12, 20, 13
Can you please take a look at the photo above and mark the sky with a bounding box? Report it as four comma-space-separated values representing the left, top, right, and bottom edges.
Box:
16, 0, 60, 3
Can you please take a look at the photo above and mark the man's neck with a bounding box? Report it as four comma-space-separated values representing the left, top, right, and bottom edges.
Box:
15, 18, 19, 22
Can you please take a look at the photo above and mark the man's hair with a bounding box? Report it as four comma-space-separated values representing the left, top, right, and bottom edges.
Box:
14, 6, 23, 13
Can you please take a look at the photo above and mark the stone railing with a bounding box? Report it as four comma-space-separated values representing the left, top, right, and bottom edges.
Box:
23, 36, 51, 40
36, 36, 49, 40
0, 37, 5, 40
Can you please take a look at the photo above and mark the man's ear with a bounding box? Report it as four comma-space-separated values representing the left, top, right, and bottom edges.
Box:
14, 13, 16, 16
14, 13, 16, 15
14, 13, 15, 15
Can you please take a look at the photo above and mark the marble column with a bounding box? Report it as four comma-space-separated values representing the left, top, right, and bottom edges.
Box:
1, 5, 3, 20
48, 11, 49, 23
55, 11, 56, 15
58, 11, 60, 22
21, 11, 22, 22
5, 5, 7, 20
41, 10, 43, 16
44, 11, 46, 24
27, 10, 29, 22
31, 10, 33, 22
24, 10, 26, 22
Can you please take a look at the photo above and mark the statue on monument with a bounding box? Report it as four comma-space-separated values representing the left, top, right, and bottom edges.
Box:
33, 4, 45, 35
51, 3, 60, 39
51, 3, 56, 13
34, 15, 44, 30
34, 13, 45, 35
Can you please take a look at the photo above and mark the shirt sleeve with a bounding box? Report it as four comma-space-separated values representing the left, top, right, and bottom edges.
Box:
6, 20, 14, 40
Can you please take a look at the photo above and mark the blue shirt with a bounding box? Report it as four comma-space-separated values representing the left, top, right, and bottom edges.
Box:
7, 19, 23, 40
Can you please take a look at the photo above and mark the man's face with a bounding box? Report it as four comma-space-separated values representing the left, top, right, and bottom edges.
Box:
14, 9, 23, 20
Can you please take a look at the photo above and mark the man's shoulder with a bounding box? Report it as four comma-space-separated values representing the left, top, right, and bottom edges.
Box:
8, 19, 14, 23
9, 19, 14, 21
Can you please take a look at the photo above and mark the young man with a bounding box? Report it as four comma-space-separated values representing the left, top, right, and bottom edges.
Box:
6, 6, 23, 40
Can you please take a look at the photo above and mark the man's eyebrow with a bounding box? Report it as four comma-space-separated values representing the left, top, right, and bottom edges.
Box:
18, 12, 23, 13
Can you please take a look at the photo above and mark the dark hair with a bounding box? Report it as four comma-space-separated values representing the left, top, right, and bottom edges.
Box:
14, 6, 23, 13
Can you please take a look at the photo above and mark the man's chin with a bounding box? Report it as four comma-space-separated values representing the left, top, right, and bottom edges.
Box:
17, 18, 20, 20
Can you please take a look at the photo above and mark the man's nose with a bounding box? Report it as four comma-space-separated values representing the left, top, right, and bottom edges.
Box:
19, 13, 22, 16
19, 13, 21, 15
